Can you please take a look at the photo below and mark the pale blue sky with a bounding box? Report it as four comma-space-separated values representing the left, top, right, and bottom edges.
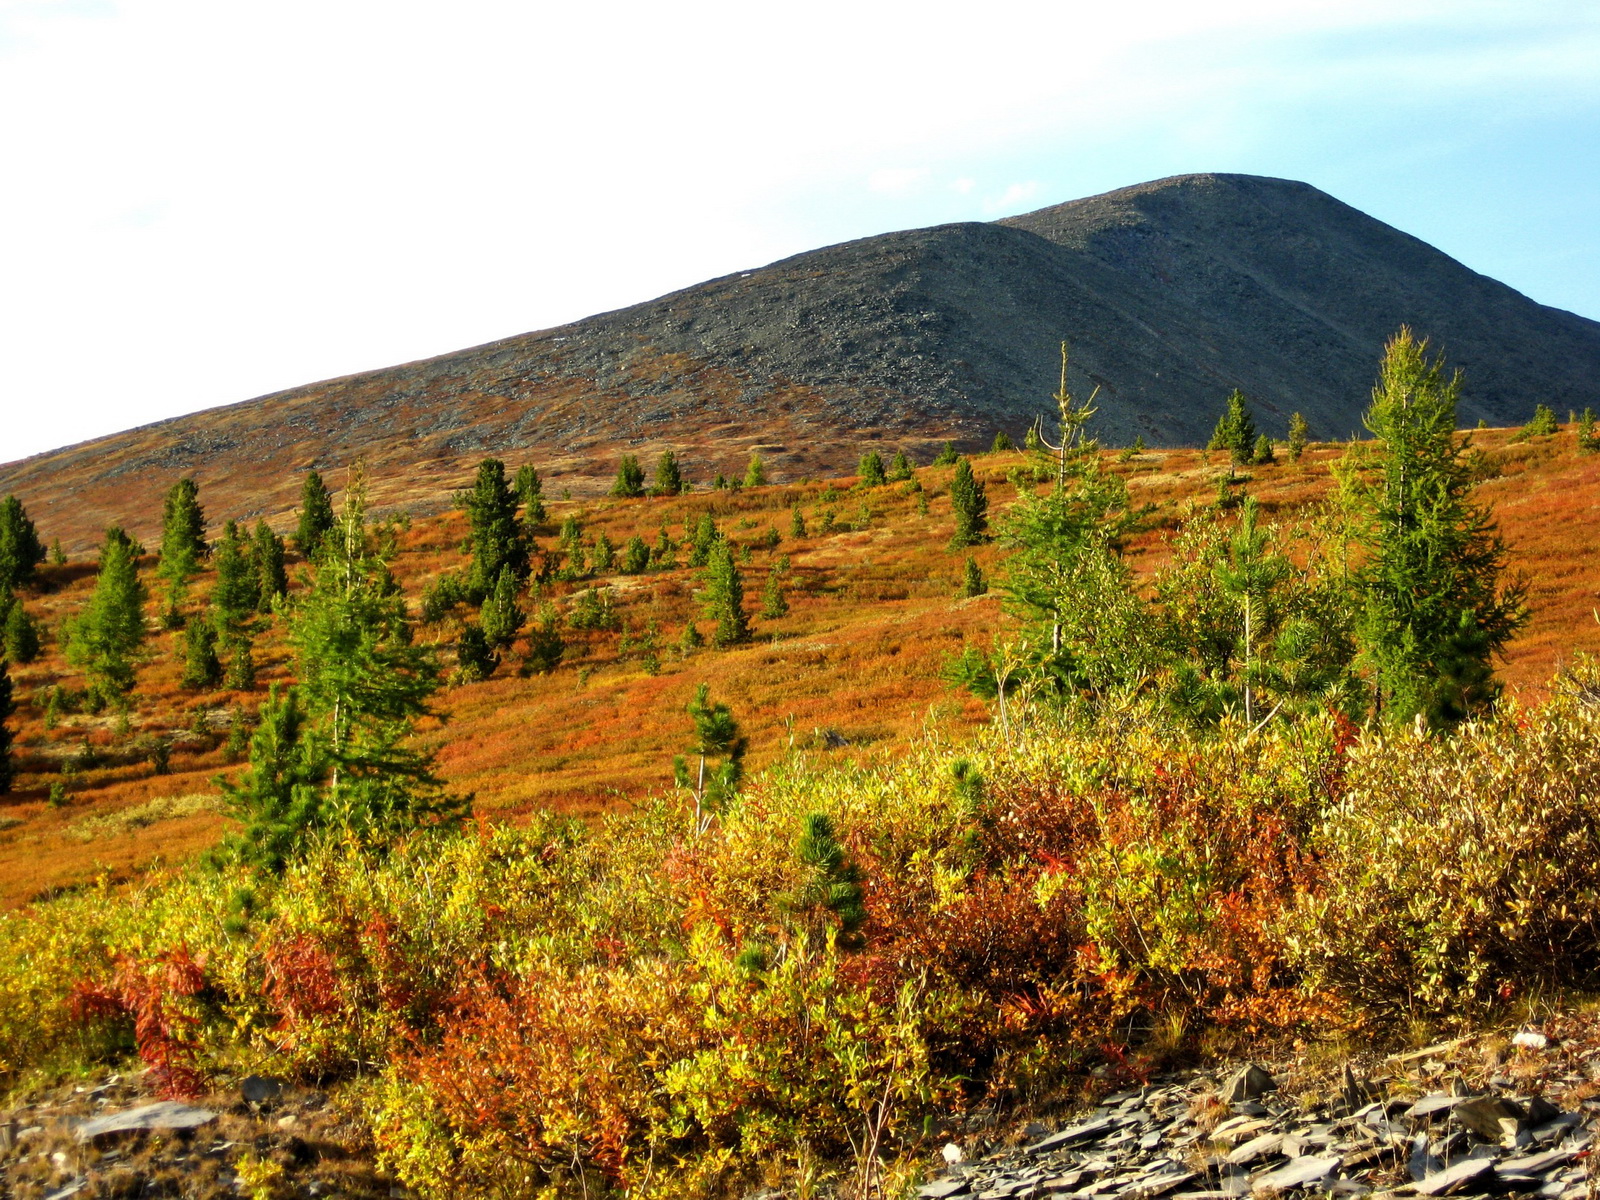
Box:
2, 0, 1596, 462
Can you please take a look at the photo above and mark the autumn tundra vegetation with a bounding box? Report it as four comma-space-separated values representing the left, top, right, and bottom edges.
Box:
3, 331, 1600, 1197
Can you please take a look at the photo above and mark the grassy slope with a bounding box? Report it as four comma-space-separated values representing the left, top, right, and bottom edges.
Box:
2, 430, 1596, 909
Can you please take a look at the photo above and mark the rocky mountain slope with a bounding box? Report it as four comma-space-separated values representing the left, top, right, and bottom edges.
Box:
6, 173, 1599, 550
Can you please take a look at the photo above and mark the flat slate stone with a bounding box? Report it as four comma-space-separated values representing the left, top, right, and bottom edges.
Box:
1412, 1157, 1495, 1197
74, 1101, 218, 1143
1254, 1154, 1341, 1191
1226, 1133, 1284, 1165
1032, 1119, 1117, 1154
920, 1182, 971, 1199
1405, 1095, 1463, 1122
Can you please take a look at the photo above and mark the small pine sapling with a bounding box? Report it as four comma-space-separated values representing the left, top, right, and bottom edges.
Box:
933, 441, 959, 466
622, 535, 650, 574
744, 454, 768, 488
962, 556, 987, 597
592, 531, 616, 573
784, 812, 867, 942
1522, 403, 1559, 438
857, 451, 885, 487
455, 624, 498, 683
521, 604, 565, 675
181, 616, 222, 690
948, 457, 989, 548
3, 600, 41, 664
678, 621, 704, 656
295, 470, 335, 556
789, 506, 807, 539
761, 563, 788, 618
610, 454, 646, 498
887, 450, 913, 482
1578, 407, 1600, 452
702, 539, 750, 647
225, 634, 256, 691
991, 431, 1015, 453
1287, 412, 1309, 461
1251, 434, 1275, 465
673, 683, 745, 834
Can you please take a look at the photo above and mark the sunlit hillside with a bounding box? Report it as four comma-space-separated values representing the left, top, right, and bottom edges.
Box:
2, 427, 1597, 909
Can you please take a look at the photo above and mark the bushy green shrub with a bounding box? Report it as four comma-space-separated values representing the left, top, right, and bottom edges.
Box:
1287, 659, 1600, 1017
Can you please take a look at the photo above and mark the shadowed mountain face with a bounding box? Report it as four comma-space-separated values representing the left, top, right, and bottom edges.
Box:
5, 172, 1599, 549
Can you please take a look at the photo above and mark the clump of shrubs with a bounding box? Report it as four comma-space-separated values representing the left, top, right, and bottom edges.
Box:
5, 662, 1600, 1195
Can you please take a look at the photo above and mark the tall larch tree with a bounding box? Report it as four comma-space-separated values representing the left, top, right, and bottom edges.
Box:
1346, 327, 1527, 727
1208, 390, 1258, 466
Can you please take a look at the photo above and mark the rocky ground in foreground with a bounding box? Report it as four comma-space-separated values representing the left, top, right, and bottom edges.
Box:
4, 1013, 1599, 1200
0, 1071, 394, 1199
925, 1015, 1600, 1200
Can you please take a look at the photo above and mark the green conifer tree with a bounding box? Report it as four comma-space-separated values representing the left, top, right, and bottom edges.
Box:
181, 615, 222, 690
1346, 328, 1528, 727
651, 524, 675, 569
225, 633, 256, 691
857, 451, 885, 487
611, 454, 646, 498
49, 539, 66, 567
268, 466, 462, 848
948, 457, 989, 548
787, 813, 867, 937
789, 506, 807, 539
591, 531, 616, 573
991, 431, 1015, 453
253, 521, 288, 611
1208, 390, 1259, 466
688, 513, 718, 568
761, 563, 788, 618
480, 566, 524, 649
887, 450, 913, 482
1287, 412, 1309, 462
158, 478, 206, 617
522, 604, 565, 675
0, 496, 44, 593
1523, 403, 1559, 437
295, 470, 336, 557
744, 454, 768, 488
65, 532, 147, 705
652, 451, 685, 496
672, 683, 745, 833
933, 441, 958, 466
515, 464, 548, 527
216, 685, 319, 872
2, 598, 40, 664
1251, 434, 1275, 465
962, 556, 987, 597
702, 538, 750, 647
622, 535, 650, 574
212, 520, 259, 625
455, 623, 497, 682
678, 621, 704, 655
466, 458, 527, 595
1578, 407, 1600, 452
